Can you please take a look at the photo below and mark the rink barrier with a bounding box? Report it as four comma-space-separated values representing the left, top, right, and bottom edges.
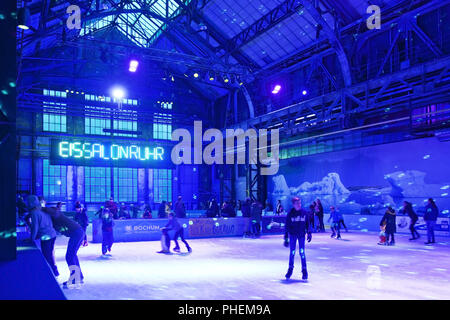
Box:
91, 215, 450, 243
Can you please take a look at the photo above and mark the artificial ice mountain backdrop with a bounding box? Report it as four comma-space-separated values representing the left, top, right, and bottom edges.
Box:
270, 137, 450, 216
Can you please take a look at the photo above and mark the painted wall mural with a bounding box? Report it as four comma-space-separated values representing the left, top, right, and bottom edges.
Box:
270, 137, 450, 216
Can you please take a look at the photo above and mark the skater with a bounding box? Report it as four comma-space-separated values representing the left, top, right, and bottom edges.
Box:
100, 208, 114, 255
27, 195, 59, 277
250, 200, 263, 238
403, 201, 420, 240
424, 198, 439, 244
43, 202, 85, 287
158, 227, 171, 253
74, 202, 89, 247
315, 199, 325, 232
284, 197, 312, 281
328, 206, 342, 239
378, 223, 387, 245
276, 200, 284, 215
338, 212, 348, 232
105, 197, 118, 219
379, 206, 396, 246
164, 212, 191, 253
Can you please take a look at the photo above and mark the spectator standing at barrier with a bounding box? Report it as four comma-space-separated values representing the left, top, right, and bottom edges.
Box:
164, 212, 192, 253
175, 196, 186, 218
158, 201, 167, 218
250, 200, 263, 238
276, 200, 284, 215
424, 198, 439, 245
403, 201, 420, 240
309, 204, 316, 232
75, 202, 89, 247
222, 201, 236, 217
241, 198, 252, 237
27, 195, 59, 277
100, 208, 115, 255
328, 206, 342, 239
315, 199, 325, 232
105, 197, 118, 219
143, 205, 152, 219
165, 201, 172, 216
17, 193, 28, 223
119, 203, 131, 219
264, 200, 273, 215
207, 198, 219, 217
380, 206, 396, 246
130, 203, 140, 219
284, 197, 312, 281
44, 202, 85, 288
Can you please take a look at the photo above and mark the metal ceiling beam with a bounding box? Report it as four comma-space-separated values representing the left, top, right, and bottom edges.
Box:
298, 0, 352, 87
175, 0, 260, 70
223, 0, 304, 56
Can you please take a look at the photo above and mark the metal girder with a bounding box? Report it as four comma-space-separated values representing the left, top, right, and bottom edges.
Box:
408, 19, 443, 57
233, 55, 450, 136
224, 0, 303, 55
298, 0, 352, 87
177, 0, 260, 70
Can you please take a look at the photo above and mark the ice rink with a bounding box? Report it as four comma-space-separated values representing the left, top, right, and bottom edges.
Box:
54, 232, 450, 300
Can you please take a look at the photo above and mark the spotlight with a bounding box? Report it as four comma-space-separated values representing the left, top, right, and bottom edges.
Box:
223, 75, 229, 83
302, 89, 308, 96
17, 7, 30, 30
129, 60, 139, 72
271, 85, 281, 94
193, 72, 199, 78
111, 86, 125, 100
171, 75, 175, 82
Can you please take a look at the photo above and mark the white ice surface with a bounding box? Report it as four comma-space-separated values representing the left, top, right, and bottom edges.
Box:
53, 232, 450, 300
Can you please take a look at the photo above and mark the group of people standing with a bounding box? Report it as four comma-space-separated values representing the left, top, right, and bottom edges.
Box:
379, 198, 440, 246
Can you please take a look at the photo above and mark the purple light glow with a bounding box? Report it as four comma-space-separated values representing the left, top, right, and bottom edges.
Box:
272, 85, 281, 94
129, 60, 139, 72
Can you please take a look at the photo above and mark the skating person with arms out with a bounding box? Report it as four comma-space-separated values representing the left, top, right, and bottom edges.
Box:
284, 197, 312, 281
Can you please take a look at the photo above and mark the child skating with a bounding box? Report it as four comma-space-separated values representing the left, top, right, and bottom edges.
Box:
100, 208, 114, 255
328, 206, 342, 239
284, 197, 312, 281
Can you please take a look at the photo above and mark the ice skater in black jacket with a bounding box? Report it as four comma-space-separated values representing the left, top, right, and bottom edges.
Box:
163, 212, 191, 253
284, 197, 312, 281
